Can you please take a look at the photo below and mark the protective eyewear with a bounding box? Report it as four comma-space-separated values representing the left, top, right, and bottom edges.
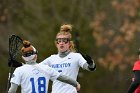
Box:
22, 51, 38, 57
56, 38, 70, 44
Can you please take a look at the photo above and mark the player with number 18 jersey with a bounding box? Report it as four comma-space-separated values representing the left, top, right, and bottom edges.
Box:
11, 63, 60, 93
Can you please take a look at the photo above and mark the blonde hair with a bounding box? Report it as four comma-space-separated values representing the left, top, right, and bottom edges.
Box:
56, 24, 76, 52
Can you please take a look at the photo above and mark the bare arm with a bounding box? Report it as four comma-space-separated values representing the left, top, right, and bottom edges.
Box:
8, 83, 18, 93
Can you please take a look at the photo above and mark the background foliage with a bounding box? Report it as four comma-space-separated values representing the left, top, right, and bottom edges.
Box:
0, 0, 140, 93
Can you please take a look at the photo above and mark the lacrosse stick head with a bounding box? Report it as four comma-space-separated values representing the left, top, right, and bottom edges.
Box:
9, 34, 23, 60
6, 34, 23, 93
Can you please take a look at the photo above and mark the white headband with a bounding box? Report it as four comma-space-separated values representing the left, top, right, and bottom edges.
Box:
22, 46, 37, 62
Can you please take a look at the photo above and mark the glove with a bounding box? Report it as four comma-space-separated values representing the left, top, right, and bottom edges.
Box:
81, 54, 94, 65
8, 58, 22, 67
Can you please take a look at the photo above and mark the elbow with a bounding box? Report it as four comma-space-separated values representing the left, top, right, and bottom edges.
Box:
88, 64, 96, 71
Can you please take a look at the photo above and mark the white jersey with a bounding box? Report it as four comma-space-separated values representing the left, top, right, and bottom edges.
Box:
41, 52, 86, 93
10, 63, 60, 93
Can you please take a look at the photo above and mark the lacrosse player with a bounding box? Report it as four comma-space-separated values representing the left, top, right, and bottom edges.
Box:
8, 40, 80, 93
127, 49, 140, 93
41, 24, 96, 93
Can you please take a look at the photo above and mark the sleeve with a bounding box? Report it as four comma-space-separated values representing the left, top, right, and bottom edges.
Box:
133, 61, 140, 71
83, 62, 96, 71
47, 66, 60, 81
57, 75, 78, 87
40, 57, 50, 66
77, 53, 87, 68
8, 83, 18, 93
10, 68, 21, 85
126, 71, 140, 93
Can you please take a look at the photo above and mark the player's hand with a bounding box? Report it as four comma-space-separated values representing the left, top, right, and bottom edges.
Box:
8, 58, 22, 67
76, 83, 81, 91
81, 54, 94, 65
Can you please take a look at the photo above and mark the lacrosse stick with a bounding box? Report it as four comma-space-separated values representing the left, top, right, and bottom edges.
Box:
6, 34, 23, 93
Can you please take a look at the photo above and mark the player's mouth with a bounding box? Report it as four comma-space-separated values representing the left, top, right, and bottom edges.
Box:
60, 46, 64, 49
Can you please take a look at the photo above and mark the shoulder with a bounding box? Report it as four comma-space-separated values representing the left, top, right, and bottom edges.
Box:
13, 66, 25, 74
37, 64, 57, 74
69, 52, 81, 56
38, 64, 53, 70
68, 52, 84, 60
41, 54, 58, 63
15, 65, 24, 70
45, 54, 58, 59
133, 60, 140, 71
50, 54, 58, 58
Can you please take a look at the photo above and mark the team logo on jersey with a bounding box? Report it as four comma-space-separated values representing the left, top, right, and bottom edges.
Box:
32, 69, 39, 74
51, 63, 71, 68
11, 74, 15, 78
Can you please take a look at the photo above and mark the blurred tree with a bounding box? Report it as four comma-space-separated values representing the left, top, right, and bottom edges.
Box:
90, 0, 140, 71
